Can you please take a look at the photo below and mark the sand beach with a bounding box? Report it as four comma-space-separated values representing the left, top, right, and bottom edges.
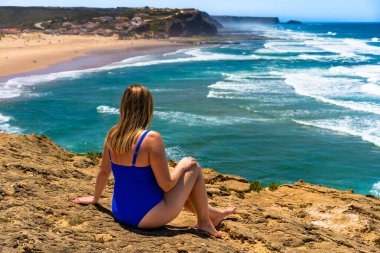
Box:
0, 33, 190, 79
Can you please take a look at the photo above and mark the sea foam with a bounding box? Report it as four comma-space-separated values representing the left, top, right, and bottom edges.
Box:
361, 84, 380, 97
0, 48, 266, 101
283, 69, 380, 115
258, 25, 379, 63
370, 182, 380, 197
165, 146, 187, 161
154, 111, 253, 126
95, 106, 254, 126
293, 117, 380, 147
96, 106, 120, 115
0, 113, 22, 133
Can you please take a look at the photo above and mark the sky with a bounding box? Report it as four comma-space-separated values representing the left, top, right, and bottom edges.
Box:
0, 0, 379, 22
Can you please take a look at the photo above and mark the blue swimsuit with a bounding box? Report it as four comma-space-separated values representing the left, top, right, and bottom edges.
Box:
109, 130, 163, 227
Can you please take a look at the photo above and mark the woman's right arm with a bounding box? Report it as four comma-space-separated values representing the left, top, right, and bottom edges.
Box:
148, 131, 197, 192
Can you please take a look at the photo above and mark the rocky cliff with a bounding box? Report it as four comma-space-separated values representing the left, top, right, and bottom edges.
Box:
144, 9, 218, 38
1, 133, 380, 252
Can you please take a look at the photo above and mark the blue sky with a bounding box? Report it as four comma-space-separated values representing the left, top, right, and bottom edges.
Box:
1, 0, 379, 22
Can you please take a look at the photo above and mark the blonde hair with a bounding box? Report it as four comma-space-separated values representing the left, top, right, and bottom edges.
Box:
106, 85, 154, 153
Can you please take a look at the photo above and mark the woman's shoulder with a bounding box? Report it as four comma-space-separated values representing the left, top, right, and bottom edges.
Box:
144, 130, 163, 146
146, 130, 161, 139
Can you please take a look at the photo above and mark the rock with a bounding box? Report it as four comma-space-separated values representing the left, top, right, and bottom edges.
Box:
285, 20, 303, 25
93, 234, 115, 243
203, 168, 224, 183
222, 174, 248, 183
73, 157, 97, 168
168, 10, 218, 37
1, 132, 380, 252
216, 180, 251, 193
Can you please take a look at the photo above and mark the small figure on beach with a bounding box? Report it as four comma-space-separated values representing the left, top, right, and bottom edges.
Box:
70, 85, 236, 237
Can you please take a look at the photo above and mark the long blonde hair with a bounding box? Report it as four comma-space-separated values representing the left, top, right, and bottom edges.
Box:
106, 85, 154, 153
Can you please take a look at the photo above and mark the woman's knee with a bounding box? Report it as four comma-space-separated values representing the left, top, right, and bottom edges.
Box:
186, 163, 201, 176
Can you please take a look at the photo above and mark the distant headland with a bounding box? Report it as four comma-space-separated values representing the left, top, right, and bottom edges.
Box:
212, 15, 302, 25
0, 6, 219, 38
0, 6, 302, 39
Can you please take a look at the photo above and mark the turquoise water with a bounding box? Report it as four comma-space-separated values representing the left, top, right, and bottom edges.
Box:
1, 23, 380, 196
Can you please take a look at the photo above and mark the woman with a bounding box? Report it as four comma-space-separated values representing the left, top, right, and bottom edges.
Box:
70, 85, 236, 237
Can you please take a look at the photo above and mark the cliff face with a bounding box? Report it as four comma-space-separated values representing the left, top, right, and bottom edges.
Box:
143, 9, 218, 38
1, 133, 380, 252
212, 15, 280, 24
168, 11, 217, 36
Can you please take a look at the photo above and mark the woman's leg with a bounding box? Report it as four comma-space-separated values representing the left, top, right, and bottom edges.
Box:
138, 164, 220, 237
183, 173, 237, 227
184, 201, 237, 227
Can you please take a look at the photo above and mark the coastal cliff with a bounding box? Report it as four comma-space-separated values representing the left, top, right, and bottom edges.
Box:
0, 7, 218, 38
1, 133, 380, 252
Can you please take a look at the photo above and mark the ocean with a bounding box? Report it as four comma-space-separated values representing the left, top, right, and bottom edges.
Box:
1, 23, 379, 196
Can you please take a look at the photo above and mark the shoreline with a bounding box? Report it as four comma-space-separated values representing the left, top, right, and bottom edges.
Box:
0, 33, 197, 83
0, 33, 271, 83
0, 43, 194, 83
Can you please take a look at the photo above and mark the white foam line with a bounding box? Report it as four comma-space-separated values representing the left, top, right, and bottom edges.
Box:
96, 105, 120, 115
316, 97, 380, 115
293, 118, 380, 147
165, 146, 187, 160
0, 113, 22, 134
370, 181, 380, 197
154, 110, 253, 126
95, 106, 254, 126
361, 83, 380, 97
283, 71, 380, 115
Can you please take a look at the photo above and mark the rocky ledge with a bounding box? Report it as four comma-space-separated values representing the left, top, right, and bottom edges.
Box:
1, 133, 380, 252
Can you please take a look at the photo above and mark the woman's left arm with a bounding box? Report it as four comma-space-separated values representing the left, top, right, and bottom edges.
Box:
70, 140, 112, 205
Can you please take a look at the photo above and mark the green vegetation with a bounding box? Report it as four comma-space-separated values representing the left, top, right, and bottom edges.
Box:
51, 154, 73, 162
249, 181, 264, 192
0, 6, 178, 28
86, 152, 102, 160
219, 185, 231, 196
51, 155, 62, 160
67, 153, 75, 158
36, 134, 48, 143
268, 182, 280, 191
39, 134, 48, 140
249, 181, 281, 192
236, 192, 245, 199
77, 152, 102, 161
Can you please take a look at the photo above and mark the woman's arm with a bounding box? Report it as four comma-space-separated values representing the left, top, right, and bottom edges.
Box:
70, 140, 112, 204
148, 131, 197, 192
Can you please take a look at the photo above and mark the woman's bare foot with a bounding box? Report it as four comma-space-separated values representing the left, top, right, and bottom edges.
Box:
196, 220, 221, 238
210, 205, 237, 227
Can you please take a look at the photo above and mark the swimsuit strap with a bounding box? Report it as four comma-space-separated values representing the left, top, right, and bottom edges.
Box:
132, 130, 151, 166
108, 148, 112, 162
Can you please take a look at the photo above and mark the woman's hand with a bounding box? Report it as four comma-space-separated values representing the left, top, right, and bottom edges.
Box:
69, 195, 97, 205
176, 157, 198, 171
